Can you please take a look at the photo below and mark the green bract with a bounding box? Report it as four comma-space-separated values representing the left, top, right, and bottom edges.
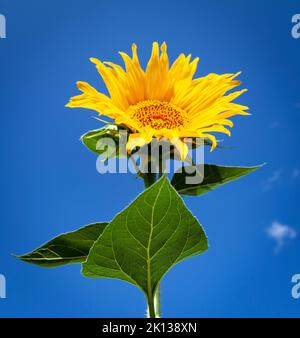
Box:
81, 124, 130, 159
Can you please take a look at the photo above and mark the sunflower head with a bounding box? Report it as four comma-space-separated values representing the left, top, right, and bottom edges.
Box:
66, 42, 250, 159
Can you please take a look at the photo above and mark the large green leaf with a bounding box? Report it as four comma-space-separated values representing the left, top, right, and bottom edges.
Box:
171, 164, 263, 196
17, 223, 108, 267
82, 176, 208, 298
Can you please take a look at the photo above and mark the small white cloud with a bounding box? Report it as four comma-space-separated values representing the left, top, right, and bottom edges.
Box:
266, 221, 297, 254
292, 168, 300, 179
263, 170, 282, 191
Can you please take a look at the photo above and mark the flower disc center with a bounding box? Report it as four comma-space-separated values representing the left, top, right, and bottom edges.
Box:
130, 100, 187, 130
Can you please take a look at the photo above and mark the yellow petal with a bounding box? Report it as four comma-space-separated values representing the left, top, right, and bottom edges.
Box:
126, 133, 147, 153
171, 138, 189, 160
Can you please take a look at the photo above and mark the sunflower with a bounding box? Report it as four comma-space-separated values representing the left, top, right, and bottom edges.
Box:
66, 42, 249, 159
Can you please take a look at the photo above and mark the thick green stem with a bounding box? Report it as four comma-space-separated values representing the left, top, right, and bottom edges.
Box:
154, 284, 161, 317
143, 172, 157, 189
144, 172, 161, 318
147, 295, 156, 318
142, 152, 164, 318
158, 150, 164, 179
147, 285, 161, 318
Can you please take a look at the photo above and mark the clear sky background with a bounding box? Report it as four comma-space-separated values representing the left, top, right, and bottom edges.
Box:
1, 0, 300, 318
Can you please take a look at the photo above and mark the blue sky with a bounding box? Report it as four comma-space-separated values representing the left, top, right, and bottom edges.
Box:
0, 0, 300, 317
